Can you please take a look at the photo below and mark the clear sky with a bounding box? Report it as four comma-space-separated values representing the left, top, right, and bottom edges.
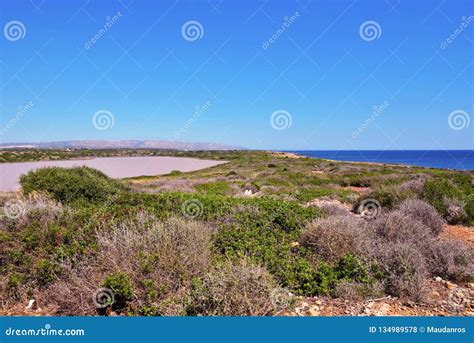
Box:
0, 0, 472, 150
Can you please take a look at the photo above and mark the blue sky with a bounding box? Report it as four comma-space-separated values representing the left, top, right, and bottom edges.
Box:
0, 0, 472, 150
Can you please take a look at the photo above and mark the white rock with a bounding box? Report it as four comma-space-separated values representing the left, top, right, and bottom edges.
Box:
26, 299, 36, 310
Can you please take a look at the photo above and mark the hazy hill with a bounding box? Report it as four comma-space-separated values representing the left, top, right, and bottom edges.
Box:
0, 140, 241, 150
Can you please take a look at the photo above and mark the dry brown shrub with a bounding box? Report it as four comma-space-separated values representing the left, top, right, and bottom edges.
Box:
332, 280, 384, 301
368, 241, 428, 301
300, 216, 370, 262
186, 259, 279, 316
44, 213, 215, 315
398, 178, 425, 194
0, 192, 62, 229
96, 213, 213, 282
423, 239, 474, 282
372, 210, 433, 243
397, 198, 445, 235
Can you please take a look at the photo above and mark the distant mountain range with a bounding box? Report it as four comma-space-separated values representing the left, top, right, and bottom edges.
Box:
0, 140, 241, 150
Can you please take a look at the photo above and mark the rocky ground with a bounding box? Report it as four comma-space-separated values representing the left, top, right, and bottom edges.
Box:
282, 279, 473, 316
3, 278, 472, 317
442, 225, 474, 248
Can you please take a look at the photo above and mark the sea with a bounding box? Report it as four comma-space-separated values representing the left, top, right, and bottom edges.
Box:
287, 150, 474, 171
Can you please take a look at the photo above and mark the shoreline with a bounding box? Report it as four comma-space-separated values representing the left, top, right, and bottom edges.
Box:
274, 150, 474, 172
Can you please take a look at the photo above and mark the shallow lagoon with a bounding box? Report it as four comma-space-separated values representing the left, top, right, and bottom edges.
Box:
0, 156, 226, 191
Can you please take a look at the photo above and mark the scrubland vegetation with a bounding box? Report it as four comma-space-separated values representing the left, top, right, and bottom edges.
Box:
0, 150, 473, 316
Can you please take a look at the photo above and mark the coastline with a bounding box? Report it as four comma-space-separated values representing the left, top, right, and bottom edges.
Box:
279, 150, 474, 171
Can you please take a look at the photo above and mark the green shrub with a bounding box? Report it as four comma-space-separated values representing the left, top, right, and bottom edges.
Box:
6, 272, 26, 298
102, 272, 133, 311
114, 192, 319, 232
422, 179, 461, 218
312, 262, 337, 295
20, 225, 41, 250
20, 166, 126, 203
355, 187, 400, 210
195, 181, 231, 196
35, 259, 59, 285
166, 170, 183, 176
421, 174, 473, 224
335, 254, 371, 284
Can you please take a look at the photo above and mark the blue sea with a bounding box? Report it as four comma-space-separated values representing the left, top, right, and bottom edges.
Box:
287, 150, 474, 171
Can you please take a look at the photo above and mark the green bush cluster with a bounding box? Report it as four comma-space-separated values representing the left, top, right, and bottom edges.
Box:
20, 166, 126, 203
422, 176, 473, 224
195, 181, 231, 196
102, 272, 134, 311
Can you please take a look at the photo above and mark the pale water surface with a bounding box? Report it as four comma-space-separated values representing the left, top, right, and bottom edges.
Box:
0, 156, 226, 191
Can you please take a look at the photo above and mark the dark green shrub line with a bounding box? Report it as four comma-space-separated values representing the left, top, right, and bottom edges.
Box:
20, 166, 127, 204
